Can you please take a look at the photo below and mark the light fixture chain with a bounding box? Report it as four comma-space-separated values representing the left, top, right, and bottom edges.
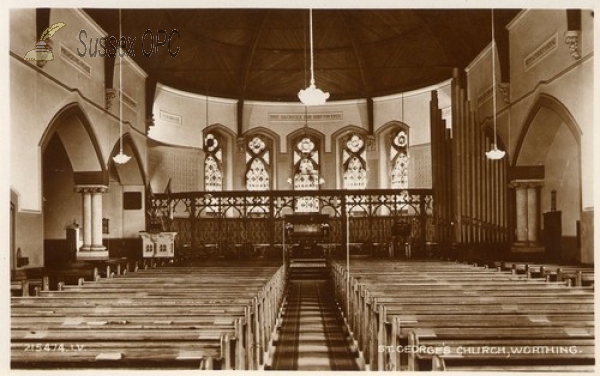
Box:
491, 8, 497, 147
309, 8, 315, 85
297, 8, 329, 106
119, 8, 123, 154
113, 8, 131, 164
485, 8, 505, 160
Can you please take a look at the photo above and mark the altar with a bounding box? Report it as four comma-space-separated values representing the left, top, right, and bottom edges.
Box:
284, 213, 330, 258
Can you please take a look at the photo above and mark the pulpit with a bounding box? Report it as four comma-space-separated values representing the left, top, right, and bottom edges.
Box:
139, 231, 177, 258
66, 224, 83, 261
543, 211, 561, 260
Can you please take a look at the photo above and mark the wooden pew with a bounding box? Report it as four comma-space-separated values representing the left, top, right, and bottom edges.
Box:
486, 262, 595, 287
11, 278, 43, 297
12, 338, 227, 369
12, 264, 286, 370
329, 259, 594, 371
411, 333, 595, 372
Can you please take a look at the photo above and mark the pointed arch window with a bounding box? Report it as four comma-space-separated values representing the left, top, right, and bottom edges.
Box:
245, 135, 271, 216
245, 136, 270, 191
390, 128, 409, 189
293, 136, 323, 212
342, 133, 367, 190
204, 132, 223, 192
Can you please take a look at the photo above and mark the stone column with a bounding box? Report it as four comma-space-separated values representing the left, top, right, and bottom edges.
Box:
527, 185, 540, 244
90, 191, 105, 251
75, 185, 108, 260
514, 184, 528, 244
510, 180, 543, 247
81, 191, 92, 251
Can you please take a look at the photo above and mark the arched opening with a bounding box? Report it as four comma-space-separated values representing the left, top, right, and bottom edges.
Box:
40, 104, 147, 265
41, 104, 105, 266
512, 94, 582, 262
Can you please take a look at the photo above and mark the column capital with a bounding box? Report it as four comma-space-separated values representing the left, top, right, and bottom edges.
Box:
498, 83, 510, 104
75, 185, 108, 194
145, 115, 155, 136
564, 30, 581, 60
105, 88, 117, 110
509, 180, 544, 189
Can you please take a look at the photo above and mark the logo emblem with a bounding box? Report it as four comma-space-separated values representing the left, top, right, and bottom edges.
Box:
24, 22, 66, 62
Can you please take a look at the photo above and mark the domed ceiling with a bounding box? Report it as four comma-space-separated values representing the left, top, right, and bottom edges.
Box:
85, 8, 520, 102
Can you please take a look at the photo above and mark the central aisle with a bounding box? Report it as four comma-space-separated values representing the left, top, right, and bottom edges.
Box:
271, 280, 359, 371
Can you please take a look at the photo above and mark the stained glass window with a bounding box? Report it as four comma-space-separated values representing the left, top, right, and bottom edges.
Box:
245, 136, 270, 191
293, 136, 322, 212
390, 128, 409, 189
245, 136, 270, 215
342, 133, 367, 189
204, 133, 223, 192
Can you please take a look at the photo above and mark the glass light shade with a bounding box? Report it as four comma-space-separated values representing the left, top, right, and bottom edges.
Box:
485, 145, 506, 160
298, 83, 330, 106
113, 151, 132, 164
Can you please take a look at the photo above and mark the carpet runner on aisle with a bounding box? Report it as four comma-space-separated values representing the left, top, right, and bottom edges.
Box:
271, 280, 359, 371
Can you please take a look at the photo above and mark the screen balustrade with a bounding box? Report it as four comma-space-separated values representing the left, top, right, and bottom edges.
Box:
147, 189, 434, 260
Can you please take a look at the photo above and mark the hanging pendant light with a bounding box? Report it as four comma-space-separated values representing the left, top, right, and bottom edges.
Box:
486, 8, 505, 160
298, 9, 329, 106
113, 9, 131, 165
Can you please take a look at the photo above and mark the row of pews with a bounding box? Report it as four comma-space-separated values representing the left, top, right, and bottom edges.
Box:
11, 258, 147, 297
12, 259, 286, 370
331, 259, 595, 372
486, 261, 594, 287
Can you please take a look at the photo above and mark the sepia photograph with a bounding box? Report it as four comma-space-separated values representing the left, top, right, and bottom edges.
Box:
3, 0, 596, 374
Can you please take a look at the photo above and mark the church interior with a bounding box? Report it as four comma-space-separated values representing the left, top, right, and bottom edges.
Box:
7, 6, 595, 372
